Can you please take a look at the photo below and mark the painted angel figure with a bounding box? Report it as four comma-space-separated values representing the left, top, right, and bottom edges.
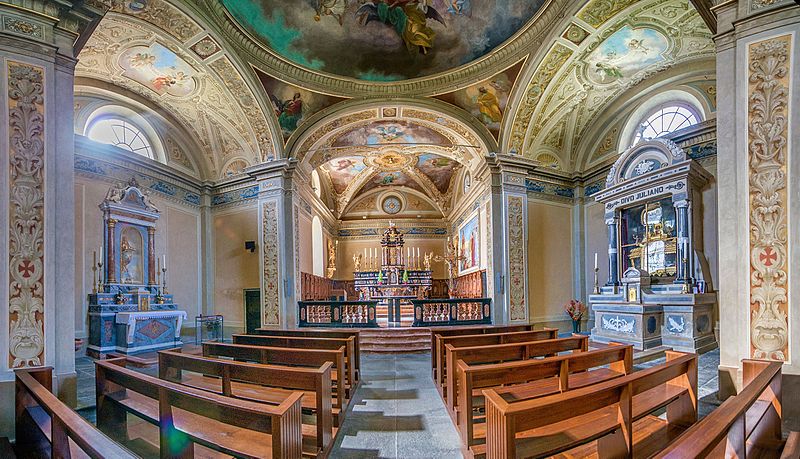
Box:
314, 0, 347, 25
356, 0, 446, 55
270, 92, 303, 134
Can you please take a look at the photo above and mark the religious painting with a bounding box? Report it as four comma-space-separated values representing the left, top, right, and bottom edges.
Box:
256, 70, 346, 140
221, 1, 545, 81
437, 60, 524, 138
332, 120, 451, 148
322, 156, 367, 194
416, 153, 461, 194
458, 213, 480, 273
359, 171, 425, 194
119, 226, 144, 284
585, 26, 669, 85
118, 43, 197, 97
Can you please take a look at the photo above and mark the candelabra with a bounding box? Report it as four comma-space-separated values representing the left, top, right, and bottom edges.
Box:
593, 267, 600, 294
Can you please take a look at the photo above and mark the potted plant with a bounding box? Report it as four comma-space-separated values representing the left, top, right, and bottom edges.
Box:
564, 299, 587, 333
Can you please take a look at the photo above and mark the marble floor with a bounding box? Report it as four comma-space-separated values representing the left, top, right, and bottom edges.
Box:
74, 348, 728, 458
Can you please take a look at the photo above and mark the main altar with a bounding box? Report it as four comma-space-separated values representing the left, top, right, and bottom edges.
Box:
87, 179, 186, 358
353, 223, 432, 323
589, 139, 717, 353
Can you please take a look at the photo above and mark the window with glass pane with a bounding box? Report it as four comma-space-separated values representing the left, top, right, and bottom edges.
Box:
632, 105, 699, 145
619, 197, 677, 279
88, 118, 154, 159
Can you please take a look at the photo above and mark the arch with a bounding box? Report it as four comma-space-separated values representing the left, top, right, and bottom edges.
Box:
311, 170, 322, 198
619, 89, 706, 150
84, 104, 166, 163
312, 216, 324, 277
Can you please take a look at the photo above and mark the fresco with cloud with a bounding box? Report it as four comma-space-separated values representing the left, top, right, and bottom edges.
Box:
416, 153, 460, 193
222, 0, 545, 81
119, 43, 197, 97
585, 26, 669, 85
321, 156, 367, 194
332, 120, 451, 147
360, 171, 426, 194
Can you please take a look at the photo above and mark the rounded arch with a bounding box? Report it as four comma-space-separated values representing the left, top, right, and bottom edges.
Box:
84, 104, 167, 163
618, 89, 706, 150
312, 216, 324, 277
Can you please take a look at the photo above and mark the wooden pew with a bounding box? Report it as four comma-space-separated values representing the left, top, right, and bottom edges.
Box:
429, 324, 541, 380
233, 333, 359, 385
655, 359, 800, 458
95, 357, 304, 459
255, 328, 361, 381
483, 351, 697, 459
434, 328, 559, 395
158, 349, 333, 456
15, 366, 137, 459
203, 341, 349, 413
456, 343, 634, 452
445, 335, 589, 413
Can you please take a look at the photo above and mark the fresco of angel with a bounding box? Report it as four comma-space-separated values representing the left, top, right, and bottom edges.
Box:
356, 0, 446, 55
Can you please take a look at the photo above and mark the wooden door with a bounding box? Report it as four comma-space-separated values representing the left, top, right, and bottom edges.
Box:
243, 289, 261, 334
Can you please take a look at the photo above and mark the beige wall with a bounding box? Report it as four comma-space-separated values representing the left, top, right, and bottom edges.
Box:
336, 237, 448, 280
298, 213, 313, 275
527, 200, 575, 325
213, 206, 259, 329
583, 201, 608, 304
74, 176, 202, 337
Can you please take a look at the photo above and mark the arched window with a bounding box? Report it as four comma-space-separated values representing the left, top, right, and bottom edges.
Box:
312, 216, 324, 277
311, 170, 322, 198
87, 117, 155, 159
631, 104, 700, 145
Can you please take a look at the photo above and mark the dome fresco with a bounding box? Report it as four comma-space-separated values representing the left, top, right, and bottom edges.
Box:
221, 0, 545, 81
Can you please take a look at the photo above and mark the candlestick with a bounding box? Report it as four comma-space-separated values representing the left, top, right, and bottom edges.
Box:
162, 264, 168, 295
91, 250, 98, 294
97, 260, 103, 293
593, 267, 600, 294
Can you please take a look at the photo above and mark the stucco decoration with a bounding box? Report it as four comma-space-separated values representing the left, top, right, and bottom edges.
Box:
77, 13, 276, 177
506, 195, 526, 322
748, 34, 792, 361
262, 200, 281, 326
508, 0, 714, 172
8, 61, 46, 368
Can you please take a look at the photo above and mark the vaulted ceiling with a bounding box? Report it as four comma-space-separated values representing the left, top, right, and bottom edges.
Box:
76, 0, 716, 213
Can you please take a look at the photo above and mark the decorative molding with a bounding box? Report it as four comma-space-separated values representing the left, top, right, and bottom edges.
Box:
211, 185, 258, 207
506, 194, 527, 322
748, 34, 791, 361
8, 61, 46, 368
2, 15, 44, 40
261, 200, 280, 326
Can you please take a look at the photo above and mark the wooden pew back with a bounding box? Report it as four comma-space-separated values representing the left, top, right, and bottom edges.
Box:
654, 359, 784, 458
456, 344, 633, 447
15, 367, 137, 459
95, 358, 304, 459
158, 349, 333, 451
203, 341, 348, 409
484, 352, 697, 459
255, 328, 361, 378
435, 328, 559, 390
445, 335, 589, 411
430, 324, 540, 378
232, 334, 358, 384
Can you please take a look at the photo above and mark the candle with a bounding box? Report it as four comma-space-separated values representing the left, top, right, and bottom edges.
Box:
162, 254, 166, 270
99, 245, 103, 258
93, 250, 96, 267
594, 253, 598, 270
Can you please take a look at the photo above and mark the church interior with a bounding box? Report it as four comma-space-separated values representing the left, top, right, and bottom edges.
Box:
1, 0, 799, 457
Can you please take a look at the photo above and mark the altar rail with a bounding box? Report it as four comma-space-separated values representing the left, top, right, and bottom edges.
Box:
451, 270, 486, 298
411, 298, 492, 327
298, 300, 379, 328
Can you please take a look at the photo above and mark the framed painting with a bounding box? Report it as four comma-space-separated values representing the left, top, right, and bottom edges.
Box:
458, 212, 480, 273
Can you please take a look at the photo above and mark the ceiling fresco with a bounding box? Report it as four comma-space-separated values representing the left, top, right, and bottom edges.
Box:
331, 119, 453, 148
585, 26, 670, 85
118, 43, 197, 97
360, 171, 426, 195
416, 153, 460, 193
435, 60, 524, 139
220, 0, 545, 81
321, 156, 367, 194
256, 69, 347, 141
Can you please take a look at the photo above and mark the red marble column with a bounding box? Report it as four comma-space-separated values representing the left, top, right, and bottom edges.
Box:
106, 218, 117, 284
147, 226, 156, 286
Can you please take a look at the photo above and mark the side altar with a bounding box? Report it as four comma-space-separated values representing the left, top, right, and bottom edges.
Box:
589, 139, 717, 353
353, 223, 432, 323
87, 179, 186, 358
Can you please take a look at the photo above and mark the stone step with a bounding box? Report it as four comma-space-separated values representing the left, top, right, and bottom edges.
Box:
359, 327, 433, 353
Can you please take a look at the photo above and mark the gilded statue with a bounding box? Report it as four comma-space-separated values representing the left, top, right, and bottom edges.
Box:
326, 239, 338, 278
423, 251, 433, 271
353, 253, 362, 272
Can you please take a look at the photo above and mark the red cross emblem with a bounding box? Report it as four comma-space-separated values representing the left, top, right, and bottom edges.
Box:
18, 260, 35, 278
760, 247, 777, 267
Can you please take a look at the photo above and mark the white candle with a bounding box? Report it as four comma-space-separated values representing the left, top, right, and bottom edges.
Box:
364, 248, 367, 260
162, 254, 166, 269
417, 247, 420, 259
594, 253, 598, 270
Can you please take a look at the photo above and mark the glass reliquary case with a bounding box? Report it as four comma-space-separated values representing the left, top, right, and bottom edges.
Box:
620, 197, 677, 279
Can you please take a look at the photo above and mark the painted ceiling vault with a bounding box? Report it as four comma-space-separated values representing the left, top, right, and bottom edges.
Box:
221, 0, 545, 82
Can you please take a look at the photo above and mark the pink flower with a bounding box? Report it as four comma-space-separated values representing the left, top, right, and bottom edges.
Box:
564, 299, 586, 321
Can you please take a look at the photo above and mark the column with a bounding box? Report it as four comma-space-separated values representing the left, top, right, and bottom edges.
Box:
605, 216, 620, 286
673, 200, 691, 286
714, 0, 800, 400
147, 226, 156, 286
106, 218, 117, 284
0, 1, 105, 433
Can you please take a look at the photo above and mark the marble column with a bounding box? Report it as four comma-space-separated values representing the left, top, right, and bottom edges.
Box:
106, 218, 117, 284
0, 0, 104, 436
251, 159, 300, 329
147, 226, 156, 286
714, 0, 800, 400
605, 216, 620, 286
674, 200, 691, 285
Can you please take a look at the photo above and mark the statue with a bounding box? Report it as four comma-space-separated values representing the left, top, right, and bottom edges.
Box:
326, 239, 338, 278
423, 251, 433, 271
353, 253, 362, 272
120, 235, 136, 284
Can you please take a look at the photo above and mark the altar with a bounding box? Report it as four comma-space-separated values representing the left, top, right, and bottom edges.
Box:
353, 223, 432, 323
87, 179, 187, 357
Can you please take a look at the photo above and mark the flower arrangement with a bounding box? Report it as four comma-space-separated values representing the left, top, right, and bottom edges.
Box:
564, 299, 587, 322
